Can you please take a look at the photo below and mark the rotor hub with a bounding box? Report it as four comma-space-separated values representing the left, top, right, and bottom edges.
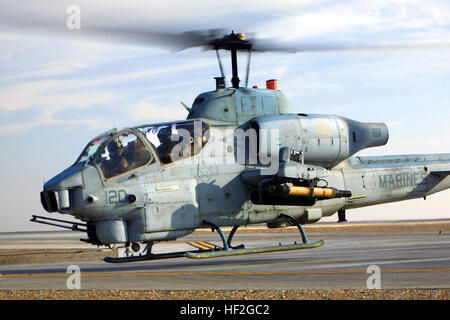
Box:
210, 31, 252, 51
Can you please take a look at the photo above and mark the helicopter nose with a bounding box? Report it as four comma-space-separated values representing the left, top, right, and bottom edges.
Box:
41, 163, 84, 213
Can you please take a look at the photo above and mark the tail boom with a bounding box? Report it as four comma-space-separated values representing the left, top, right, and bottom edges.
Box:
341, 153, 450, 209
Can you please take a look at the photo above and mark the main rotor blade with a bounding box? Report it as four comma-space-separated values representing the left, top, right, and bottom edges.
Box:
1, 13, 231, 51
74, 27, 230, 50
2, 12, 449, 54
251, 39, 450, 53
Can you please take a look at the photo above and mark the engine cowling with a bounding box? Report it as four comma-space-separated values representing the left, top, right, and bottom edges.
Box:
244, 113, 388, 168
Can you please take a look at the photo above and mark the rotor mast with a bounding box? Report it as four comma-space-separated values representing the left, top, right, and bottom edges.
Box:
231, 48, 239, 88
212, 31, 252, 89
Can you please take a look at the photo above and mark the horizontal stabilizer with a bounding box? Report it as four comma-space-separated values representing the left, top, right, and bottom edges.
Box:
430, 170, 450, 177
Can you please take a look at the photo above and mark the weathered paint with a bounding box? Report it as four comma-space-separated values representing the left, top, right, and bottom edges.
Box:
42, 117, 450, 245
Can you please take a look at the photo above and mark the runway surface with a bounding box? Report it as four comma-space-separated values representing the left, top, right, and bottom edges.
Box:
1, 226, 449, 290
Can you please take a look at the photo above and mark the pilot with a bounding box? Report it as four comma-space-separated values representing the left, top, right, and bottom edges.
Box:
125, 139, 152, 169
103, 140, 129, 178
156, 126, 179, 164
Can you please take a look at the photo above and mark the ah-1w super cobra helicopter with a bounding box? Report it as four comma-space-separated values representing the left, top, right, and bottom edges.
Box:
32, 30, 450, 263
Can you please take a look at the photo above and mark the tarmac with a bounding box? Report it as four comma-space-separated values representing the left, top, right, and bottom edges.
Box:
0, 220, 449, 299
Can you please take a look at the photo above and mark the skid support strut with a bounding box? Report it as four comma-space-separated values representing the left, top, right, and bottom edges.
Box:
279, 213, 308, 244
203, 220, 230, 251
202, 222, 245, 251
227, 225, 245, 250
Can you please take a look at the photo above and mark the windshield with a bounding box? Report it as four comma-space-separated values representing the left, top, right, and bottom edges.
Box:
136, 120, 210, 164
75, 134, 110, 164
94, 131, 154, 179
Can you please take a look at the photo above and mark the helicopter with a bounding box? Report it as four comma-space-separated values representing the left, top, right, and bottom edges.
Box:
31, 30, 450, 263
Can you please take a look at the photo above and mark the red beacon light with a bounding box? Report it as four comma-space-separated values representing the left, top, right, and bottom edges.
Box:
266, 79, 279, 90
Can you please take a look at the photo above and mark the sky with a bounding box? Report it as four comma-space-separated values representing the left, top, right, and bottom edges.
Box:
0, 0, 450, 231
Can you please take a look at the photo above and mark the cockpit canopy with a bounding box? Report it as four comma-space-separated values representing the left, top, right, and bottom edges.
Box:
75, 120, 210, 180
136, 120, 210, 165
95, 131, 154, 179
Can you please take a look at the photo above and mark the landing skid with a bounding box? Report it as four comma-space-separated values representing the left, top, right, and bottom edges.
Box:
104, 215, 324, 263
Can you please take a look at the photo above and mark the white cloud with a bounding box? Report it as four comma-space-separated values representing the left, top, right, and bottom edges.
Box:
0, 34, 216, 135
0, 77, 119, 135
126, 99, 188, 124
0, 79, 118, 112
0, 0, 325, 39
253, 0, 450, 42
0, 114, 112, 135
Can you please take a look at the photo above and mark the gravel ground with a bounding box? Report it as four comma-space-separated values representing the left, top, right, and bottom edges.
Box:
0, 289, 449, 300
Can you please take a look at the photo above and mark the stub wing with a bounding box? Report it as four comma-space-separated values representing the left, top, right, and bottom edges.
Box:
240, 161, 352, 207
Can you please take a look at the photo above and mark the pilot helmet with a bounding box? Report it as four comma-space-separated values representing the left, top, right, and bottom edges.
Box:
157, 126, 172, 140
108, 139, 124, 156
